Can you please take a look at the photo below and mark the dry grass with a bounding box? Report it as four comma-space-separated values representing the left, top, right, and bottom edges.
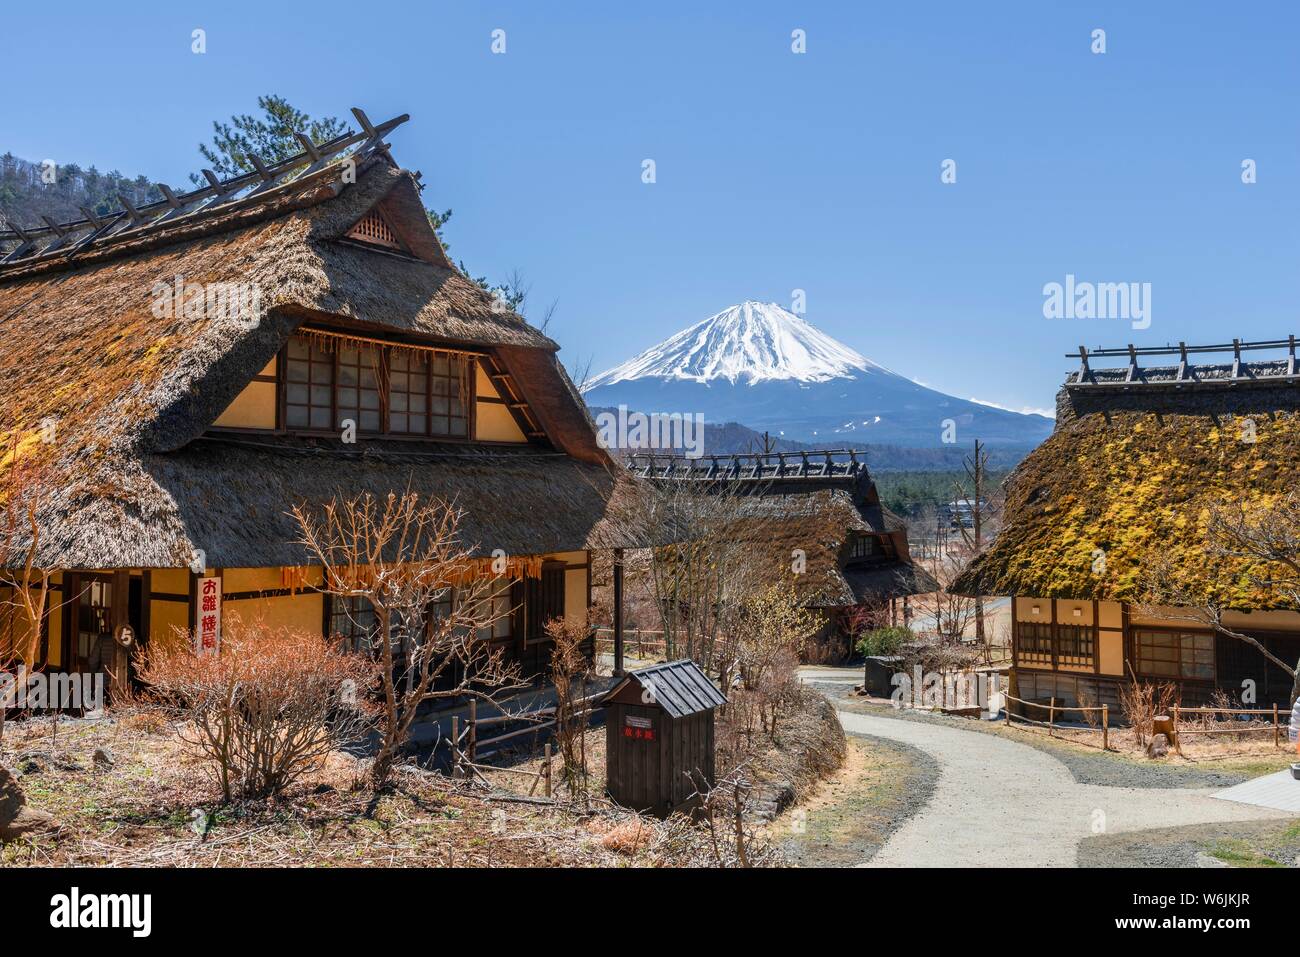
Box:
1006, 717, 1297, 770
0, 714, 759, 868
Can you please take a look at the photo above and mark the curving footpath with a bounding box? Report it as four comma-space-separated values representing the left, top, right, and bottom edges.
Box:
838, 709, 1291, 868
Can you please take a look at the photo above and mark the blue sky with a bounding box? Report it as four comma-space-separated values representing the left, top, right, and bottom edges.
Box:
3, 1, 1298, 415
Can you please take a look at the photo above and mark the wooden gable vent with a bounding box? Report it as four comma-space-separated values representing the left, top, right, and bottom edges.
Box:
346, 208, 403, 250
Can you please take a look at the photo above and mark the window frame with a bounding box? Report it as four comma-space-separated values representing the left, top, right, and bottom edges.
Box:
1134, 627, 1215, 682
278, 333, 476, 442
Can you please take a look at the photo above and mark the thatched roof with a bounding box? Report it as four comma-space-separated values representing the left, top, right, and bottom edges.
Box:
631, 453, 936, 608
47, 437, 642, 569
953, 355, 1300, 607
0, 119, 631, 568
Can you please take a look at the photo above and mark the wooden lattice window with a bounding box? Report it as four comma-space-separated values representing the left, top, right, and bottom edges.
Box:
284, 338, 335, 430
1018, 621, 1054, 666
336, 346, 382, 433
1055, 623, 1095, 667
346, 209, 402, 249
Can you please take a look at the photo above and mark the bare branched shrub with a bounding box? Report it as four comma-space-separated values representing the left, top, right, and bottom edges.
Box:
545, 610, 596, 795
138, 622, 379, 802
691, 762, 781, 868
293, 491, 527, 790
1118, 670, 1177, 747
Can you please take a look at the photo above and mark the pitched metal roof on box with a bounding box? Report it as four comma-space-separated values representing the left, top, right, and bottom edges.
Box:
607, 660, 727, 718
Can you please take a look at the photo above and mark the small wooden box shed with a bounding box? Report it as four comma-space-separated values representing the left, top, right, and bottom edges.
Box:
602, 659, 727, 817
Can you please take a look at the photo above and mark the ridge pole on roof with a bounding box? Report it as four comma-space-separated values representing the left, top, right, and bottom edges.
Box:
350, 107, 378, 138
4, 219, 32, 243
294, 133, 322, 165
248, 153, 275, 181
157, 184, 184, 210
117, 195, 147, 227
1290, 335, 1297, 376
39, 216, 67, 236
1232, 338, 1242, 379
1078, 344, 1090, 382
1125, 343, 1138, 383
201, 169, 234, 196
78, 206, 105, 230
1177, 341, 1188, 381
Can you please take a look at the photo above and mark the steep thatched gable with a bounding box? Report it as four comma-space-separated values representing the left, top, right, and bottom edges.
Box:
953, 357, 1300, 608
0, 121, 632, 569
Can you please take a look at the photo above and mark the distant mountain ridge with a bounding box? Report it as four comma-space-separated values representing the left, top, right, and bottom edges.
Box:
583, 301, 1054, 449
0, 152, 165, 231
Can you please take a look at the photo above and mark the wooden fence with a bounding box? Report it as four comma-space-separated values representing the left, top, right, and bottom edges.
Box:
1004, 697, 1291, 751
446, 691, 606, 796
1171, 704, 1288, 748
1004, 692, 1112, 750
592, 627, 668, 661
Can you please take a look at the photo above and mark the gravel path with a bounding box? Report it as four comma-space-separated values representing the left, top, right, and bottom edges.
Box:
838, 709, 1292, 867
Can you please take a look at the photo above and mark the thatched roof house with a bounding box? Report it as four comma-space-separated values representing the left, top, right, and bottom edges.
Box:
0, 107, 640, 684
953, 340, 1300, 710
627, 451, 937, 659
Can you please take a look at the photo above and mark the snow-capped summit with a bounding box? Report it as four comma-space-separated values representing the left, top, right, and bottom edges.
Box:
583, 301, 1055, 449
586, 301, 888, 388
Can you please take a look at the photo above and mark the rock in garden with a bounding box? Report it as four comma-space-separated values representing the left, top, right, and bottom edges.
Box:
0, 765, 56, 841
16, 752, 44, 775
1146, 733, 1170, 759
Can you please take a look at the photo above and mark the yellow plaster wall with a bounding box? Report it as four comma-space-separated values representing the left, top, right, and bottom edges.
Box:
150, 599, 190, 648
476, 401, 527, 443
225, 593, 323, 635
151, 568, 189, 595
1054, 599, 1093, 626
212, 358, 277, 430
1099, 629, 1124, 675
565, 568, 588, 627
476, 363, 501, 398
1098, 601, 1123, 630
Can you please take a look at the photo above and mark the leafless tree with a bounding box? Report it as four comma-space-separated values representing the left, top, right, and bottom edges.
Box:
1139, 492, 1300, 706
631, 477, 776, 676
544, 609, 598, 795
292, 491, 527, 790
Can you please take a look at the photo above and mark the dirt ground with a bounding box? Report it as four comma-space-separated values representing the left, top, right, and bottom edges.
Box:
0, 714, 732, 867
768, 734, 938, 866
1079, 819, 1300, 868
1, 687, 851, 868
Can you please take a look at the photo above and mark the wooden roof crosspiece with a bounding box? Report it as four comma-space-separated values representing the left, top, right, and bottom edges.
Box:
0, 107, 412, 275
1065, 336, 1300, 392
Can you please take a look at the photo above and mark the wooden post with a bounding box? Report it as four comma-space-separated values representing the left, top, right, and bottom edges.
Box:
612, 548, 625, 677
1274, 703, 1281, 748
1102, 704, 1109, 751
543, 742, 552, 798
1048, 697, 1055, 736
451, 716, 460, 778
469, 699, 478, 764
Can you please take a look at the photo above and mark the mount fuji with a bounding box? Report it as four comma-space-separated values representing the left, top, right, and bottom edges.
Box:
582, 301, 1054, 448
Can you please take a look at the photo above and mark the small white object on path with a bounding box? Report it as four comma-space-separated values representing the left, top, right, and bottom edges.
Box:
838, 709, 1291, 868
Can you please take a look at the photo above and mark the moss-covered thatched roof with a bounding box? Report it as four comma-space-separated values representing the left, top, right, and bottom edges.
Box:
953, 361, 1300, 608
